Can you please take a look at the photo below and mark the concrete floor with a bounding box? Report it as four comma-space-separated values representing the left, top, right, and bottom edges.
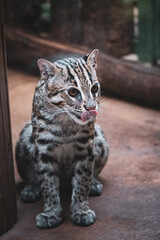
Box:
2, 69, 160, 240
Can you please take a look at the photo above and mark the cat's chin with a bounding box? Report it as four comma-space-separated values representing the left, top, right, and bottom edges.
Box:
67, 112, 95, 125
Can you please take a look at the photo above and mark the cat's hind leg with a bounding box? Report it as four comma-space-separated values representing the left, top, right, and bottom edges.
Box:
89, 124, 109, 196
16, 122, 41, 202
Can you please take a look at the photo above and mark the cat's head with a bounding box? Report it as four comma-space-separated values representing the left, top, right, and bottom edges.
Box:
37, 49, 100, 125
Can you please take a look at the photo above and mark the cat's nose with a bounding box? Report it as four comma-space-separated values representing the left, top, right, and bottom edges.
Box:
84, 105, 96, 111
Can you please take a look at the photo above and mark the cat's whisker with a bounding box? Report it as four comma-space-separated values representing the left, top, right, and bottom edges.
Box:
99, 98, 106, 104
98, 103, 106, 112
99, 103, 107, 108
53, 109, 67, 114
101, 90, 107, 95
98, 107, 105, 113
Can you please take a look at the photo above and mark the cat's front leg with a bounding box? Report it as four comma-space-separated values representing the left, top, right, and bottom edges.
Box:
71, 148, 95, 226
35, 145, 62, 229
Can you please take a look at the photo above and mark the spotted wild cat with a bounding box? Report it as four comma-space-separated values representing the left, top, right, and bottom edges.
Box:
16, 49, 109, 228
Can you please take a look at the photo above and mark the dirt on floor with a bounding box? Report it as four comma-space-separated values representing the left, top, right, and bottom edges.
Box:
2, 69, 160, 240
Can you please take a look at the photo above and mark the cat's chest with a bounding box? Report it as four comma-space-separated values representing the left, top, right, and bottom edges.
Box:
52, 142, 79, 177
41, 121, 94, 176
48, 128, 93, 177
53, 141, 77, 161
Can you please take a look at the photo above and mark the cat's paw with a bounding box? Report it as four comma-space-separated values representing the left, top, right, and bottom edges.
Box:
21, 185, 41, 203
71, 209, 96, 226
89, 178, 103, 196
36, 212, 62, 229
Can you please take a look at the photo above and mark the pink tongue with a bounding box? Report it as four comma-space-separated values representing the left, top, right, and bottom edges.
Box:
81, 110, 98, 122
89, 110, 98, 117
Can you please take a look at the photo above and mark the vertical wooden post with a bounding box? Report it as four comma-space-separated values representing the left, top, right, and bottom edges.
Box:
0, 0, 17, 235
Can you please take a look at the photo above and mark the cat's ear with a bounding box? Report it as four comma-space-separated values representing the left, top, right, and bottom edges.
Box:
84, 49, 99, 69
37, 59, 57, 79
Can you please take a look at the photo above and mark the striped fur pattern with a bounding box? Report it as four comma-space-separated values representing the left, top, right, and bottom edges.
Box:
16, 49, 109, 228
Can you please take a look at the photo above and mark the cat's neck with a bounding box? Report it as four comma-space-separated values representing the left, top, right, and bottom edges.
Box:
32, 106, 95, 133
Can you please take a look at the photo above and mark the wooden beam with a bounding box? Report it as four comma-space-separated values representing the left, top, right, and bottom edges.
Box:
5, 25, 160, 106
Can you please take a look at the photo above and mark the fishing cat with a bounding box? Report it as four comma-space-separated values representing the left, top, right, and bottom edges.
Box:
16, 49, 109, 228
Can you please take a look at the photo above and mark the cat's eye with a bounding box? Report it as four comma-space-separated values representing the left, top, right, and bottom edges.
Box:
91, 84, 99, 94
68, 88, 79, 97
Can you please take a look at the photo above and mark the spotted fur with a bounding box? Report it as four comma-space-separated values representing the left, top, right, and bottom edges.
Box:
16, 49, 109, 228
